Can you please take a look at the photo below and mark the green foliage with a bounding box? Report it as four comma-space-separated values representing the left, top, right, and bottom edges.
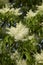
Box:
0, 37, 16, 65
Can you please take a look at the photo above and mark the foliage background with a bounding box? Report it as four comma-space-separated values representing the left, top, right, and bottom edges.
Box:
0, 0, 43, 65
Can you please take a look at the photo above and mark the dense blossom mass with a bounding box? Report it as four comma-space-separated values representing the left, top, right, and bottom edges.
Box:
7, 22, 29, 41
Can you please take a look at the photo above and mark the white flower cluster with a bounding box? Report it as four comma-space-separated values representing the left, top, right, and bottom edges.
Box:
7, 22, 29, 41
0, 7, 22, 15
17, 59, 27, 65
0, 7, 10, 13
28, 34, 35, 40
25, 10, 38, 18
10, 51, 19, 60
35, 50, 43, 63
37, 4, 43, 11
25, 4, 43, 19
14, 8, 22, 15
10, 50, 27, 65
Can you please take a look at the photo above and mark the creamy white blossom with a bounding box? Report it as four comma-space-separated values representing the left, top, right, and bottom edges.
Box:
10, 51, 19, 60
25, 4, 43, 19
7, 22, 29, 41
0, 7, 22, 15
17, 59, 27, 65
0, 7, 10, 13
10, 50, 27, 65
28, 34, 35, 40
37, 4, 43, 11
25, 10, 38, 18
35, 50, 43, 63
14, 8, 22, 15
